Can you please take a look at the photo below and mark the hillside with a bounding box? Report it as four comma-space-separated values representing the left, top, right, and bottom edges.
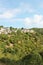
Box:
0, 26, 43, 65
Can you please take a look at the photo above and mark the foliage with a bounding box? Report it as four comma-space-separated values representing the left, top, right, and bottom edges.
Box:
0, 27, 43, 65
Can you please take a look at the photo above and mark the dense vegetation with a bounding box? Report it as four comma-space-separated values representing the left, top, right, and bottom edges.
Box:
0, 26, 43, 65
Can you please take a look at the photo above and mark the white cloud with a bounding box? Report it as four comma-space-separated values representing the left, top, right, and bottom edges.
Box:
0, 2, 35, 19
9, 14, 43, 27
0, 8, 21, 19
33, 14, 43, 27
33, 14, 43, 23
23, 14, 43, 27
0, 13, 43, 28
24, 17, 32, 25
10, 8, 21, 15
0, 11, 13, 18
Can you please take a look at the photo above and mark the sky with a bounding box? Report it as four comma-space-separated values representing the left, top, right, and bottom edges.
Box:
0, 0, 43, 28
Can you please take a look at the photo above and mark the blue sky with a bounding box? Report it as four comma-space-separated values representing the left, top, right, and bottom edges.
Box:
0, 0, 43, 28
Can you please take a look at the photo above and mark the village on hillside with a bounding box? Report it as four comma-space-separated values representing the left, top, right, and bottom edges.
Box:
0, 26, 35, 34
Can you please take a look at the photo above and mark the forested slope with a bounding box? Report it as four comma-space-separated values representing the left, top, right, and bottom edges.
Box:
0, 27, 43, 65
